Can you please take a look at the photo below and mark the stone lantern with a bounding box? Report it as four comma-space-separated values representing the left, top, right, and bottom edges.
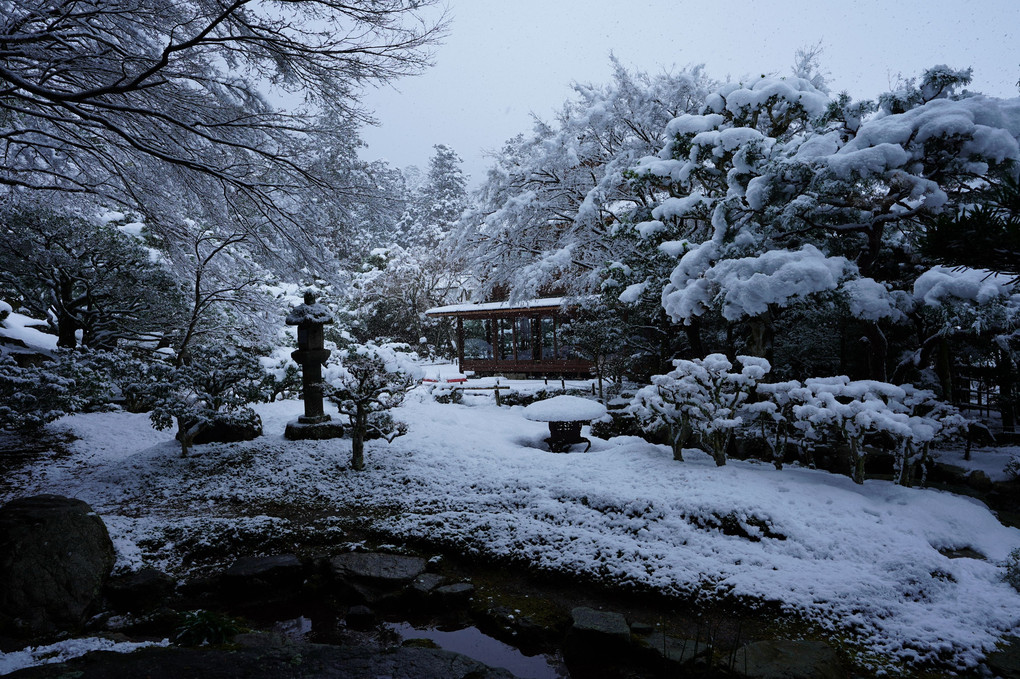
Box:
284, 292, 344, 440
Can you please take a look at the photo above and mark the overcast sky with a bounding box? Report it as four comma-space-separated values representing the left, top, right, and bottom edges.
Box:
358, 0, 1020, 186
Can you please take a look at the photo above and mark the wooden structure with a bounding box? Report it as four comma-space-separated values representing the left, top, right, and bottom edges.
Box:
425, 297, 593, 377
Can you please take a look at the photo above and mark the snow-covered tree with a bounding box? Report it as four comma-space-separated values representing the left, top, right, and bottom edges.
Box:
160, 225, 276, 361
345, 245, 459, 355
908, 266, 1019, 434
456, 59, 714, 301
558, 299, 627, 403
0, 202, 185, 348
788, 377, 968, 485
397, 145, 469, 250
324, 343, 421, 471
0, 0, 445, 246
630, 353, 770, 466
622, 65, 1020, 382
0, 351, 112, 430
149, 343, 269, 455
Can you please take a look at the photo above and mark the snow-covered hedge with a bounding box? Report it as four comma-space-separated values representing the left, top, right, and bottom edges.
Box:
630, 355, 968, 484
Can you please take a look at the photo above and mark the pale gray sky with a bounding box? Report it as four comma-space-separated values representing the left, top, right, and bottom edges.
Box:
359, 0, 1020, 185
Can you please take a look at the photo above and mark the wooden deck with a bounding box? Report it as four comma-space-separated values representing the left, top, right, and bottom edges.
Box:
461, 358, 592, 377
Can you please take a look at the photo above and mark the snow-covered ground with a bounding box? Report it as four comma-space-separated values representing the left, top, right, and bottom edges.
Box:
0, 638, 168, 675
1, 378, 1018, 674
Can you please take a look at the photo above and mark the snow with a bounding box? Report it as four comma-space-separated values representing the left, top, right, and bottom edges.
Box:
425, 297, 567, 316
522, 395, 607, 422
913, 266, 1017, 306
650, 194, 711, 222
284, 301, 333, 325
1, 382, 1018, 674
617, 281, 647, 305
842, 276, 906, 322
844, 97, 1020, 167
662, 244, 849, 323
0, 637, 169, 674
0, 308, 58, 354
938, 446, 1018, 483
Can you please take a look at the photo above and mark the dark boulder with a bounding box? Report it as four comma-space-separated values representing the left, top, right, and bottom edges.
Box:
329, 552, 426, 605
967, 469, 994, 491
104, 568, 175, 613
564, 606, 631, 659
411, 573, 447, 597
433, 582, 475, 606
220, 554, 305, 603
190, 413, 263, 444
0, 495, 115, 637
731, 640, 845, 679
344, 605, 376, 631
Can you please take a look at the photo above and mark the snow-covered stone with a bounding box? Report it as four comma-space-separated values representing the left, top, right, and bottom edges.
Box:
522, 395, 607, 422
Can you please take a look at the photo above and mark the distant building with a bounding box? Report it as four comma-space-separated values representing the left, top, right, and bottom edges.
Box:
425, 297, 592, 377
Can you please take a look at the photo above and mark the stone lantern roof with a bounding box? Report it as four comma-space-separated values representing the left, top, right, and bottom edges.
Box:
285, 292, 333, 326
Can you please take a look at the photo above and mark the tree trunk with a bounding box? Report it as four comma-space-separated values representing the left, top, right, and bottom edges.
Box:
351, 407, 366, 471
56, 311, 79, 349
934, 337, 954, 403
712, 432, 728, 466
683, 317, 704, 359
996, 346, 1016, 437
849, 439, 865, 484
669, 423, 687, 461
176, 417, 206, 457
747, 312, 775, 362
861, 322, 888, 382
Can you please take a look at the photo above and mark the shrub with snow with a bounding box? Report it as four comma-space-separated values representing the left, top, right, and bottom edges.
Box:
1006, 548, 1020, 592
149, 344, 269, 456
0, 351, 114, 431
786, 377, 967, 485
324, 343, 421, 471
630, 353, 770, 466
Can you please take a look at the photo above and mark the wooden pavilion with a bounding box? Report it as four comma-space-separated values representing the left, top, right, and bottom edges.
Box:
425, 297, 593, 377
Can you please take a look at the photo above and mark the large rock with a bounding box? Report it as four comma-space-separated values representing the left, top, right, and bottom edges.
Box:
0, 495, 115, 636
731, 640, 845, 679
411, 572, 447, 596
433, 582, 475, 606
105, 568, 175, 613
987, 636, 1020, 679
564, 606, 632, 661
190, 414, 263, 444
967, 469, 994, 491
634, 632, 710, 671
329, 552, 427, 605
5, 642, 517, 678
221, 554, 305, 603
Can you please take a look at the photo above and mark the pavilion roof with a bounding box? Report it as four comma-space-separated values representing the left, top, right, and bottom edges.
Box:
424, 296, 571, 318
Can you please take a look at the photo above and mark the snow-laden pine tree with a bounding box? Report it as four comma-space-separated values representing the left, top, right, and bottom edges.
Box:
0, 200, 185, 349
396, 144, 469, 250
620, 65, 1020, 385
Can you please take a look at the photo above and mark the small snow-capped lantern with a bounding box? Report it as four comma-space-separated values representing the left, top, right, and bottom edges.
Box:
284, 292, 343, 440
523, 394, 607, 453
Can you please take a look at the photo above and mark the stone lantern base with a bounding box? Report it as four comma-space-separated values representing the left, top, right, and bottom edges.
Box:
284, 415, 345, 441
